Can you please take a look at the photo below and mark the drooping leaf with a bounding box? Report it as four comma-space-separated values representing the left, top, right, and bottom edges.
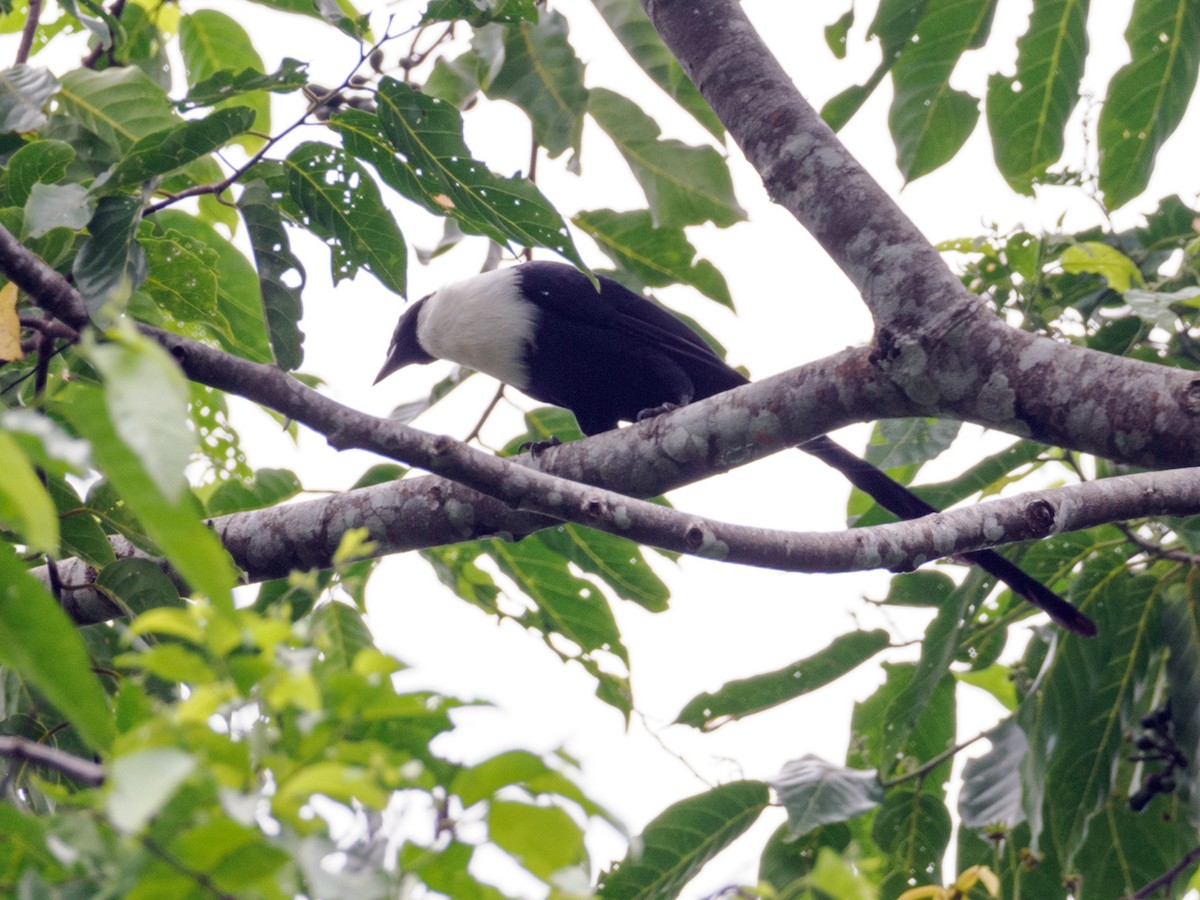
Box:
872, 787, 953, 895
475, 12, 587, 157
589, 0, 723, 139
889, 0, 997, 181
72, 195, 146, 313
676, 629, 891, 730
0, 64, 59, 132
986, 0, 1089, 194
958, 717, 1029, 830
0, 541, 114, 752
61, 378, 235, 606
598, 781, 769, 899
588, 88, 745, 229
771, 755, 884, 837
573, 208, 732, 307
535, 524, 670, 612
237, 180, 305, 369
96, 557, 183, 615
285, 141, 407, 296
1098, 0, 1200, 208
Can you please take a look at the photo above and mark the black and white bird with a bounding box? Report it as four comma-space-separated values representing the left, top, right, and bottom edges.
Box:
375, 260, 1096, 636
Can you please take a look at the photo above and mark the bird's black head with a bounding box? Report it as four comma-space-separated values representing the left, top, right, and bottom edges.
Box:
374, 294, 436, 385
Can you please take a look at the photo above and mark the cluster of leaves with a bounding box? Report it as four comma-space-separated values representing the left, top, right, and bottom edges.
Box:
823, 0, 1200, 206
1, 2, 1200, 899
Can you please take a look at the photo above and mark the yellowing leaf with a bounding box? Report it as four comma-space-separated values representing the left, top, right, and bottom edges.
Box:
0, 282, 23, 362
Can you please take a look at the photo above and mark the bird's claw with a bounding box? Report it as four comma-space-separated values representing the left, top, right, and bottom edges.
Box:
518, 435, 562, 456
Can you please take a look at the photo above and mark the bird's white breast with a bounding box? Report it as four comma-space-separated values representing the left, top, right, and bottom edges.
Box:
415, 267, 538, 390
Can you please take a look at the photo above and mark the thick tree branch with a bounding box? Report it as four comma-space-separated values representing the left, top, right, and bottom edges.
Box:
640, 0, 1200, 469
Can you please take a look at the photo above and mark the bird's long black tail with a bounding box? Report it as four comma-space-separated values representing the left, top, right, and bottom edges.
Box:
800, 435, 1096, 636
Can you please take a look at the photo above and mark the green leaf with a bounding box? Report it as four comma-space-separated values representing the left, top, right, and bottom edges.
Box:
72, 195, 146, 313
237, 180, 305, 370
588, 87, 745, 229
360, 79, 588, 269
151, 211, 275, 365
476, 12, 587, 158
61, 381, 235, 606
104, 106, 256, 189
488, 801, 584, 879
535, 523, 670, 612
182, 57, 308, 109
179, 10, 270, 147
1060, 241, 1144, 291
588, 0, 724, 139
598, 781, 769, 899
56, 66, 177, 152
676, 629, 891, 730
771, 755, 884, 837
888, 0, 996, 181
758, 822, 856, 898
205, 468, 301, 516
23, 182, 94, 238
86, 329, 193, 504
96, 557, 183, 615
825, 9, 855, 58
0, 64, 59, 132
872, 787, 952, 894
986, 0, 1089, 193
865, 417, 961, 469
1098, 0, 1200, 208
312, 600, 375, 669
0, 541, 114, 751
0, 429, 59, 553
422, 0, 538, 26
5, 139, 75, 207
285, 141, 407, 296
135, 233, 228, 344
573, 208, 732, 307
106, 748, 197, 833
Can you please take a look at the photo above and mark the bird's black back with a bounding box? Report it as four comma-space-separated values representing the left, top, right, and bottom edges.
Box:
515, 262, 747, 434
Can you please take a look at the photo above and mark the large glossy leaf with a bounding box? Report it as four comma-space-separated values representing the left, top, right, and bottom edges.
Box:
588, 88, 745, 229
987, 0, 1089, 194
181, 57, 308, 109
676, 629, 890, 730
359, 79, 587, 269
589, 0, 723, 139
889, 0, 997, 181
0, 64, 58, 132
1098, 0, 1200, 208
534, 524, 670, 612
285, 141, 407, 296
475, 11, 587, 158
179, 10, 270, 145
23, 182, 94, 238
573, 208, 732, 307
598, 781, 769, 899
104, 106, 256, 189
151, 211, 275, 365
237, 180, 305, 370
0, 542, 114, 751
56, 66, 176, 152
5, 139, 74, 207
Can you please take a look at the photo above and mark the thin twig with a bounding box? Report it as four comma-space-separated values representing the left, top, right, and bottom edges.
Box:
1127, 844, 1200, 899
15, 0, 44, 65
463, 383, 505, 444
1116, 522, 1200, 566
0, 735, 105, 786
880, 731, 988, 789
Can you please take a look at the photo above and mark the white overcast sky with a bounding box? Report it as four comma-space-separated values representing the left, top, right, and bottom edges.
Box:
9, 0, 1200, 896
